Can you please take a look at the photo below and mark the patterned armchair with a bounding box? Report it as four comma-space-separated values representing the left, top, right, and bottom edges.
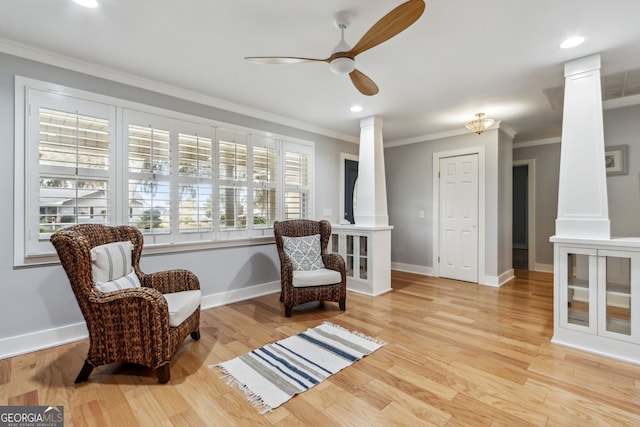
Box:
273, 219, 346, 317
51, 224, 201, 384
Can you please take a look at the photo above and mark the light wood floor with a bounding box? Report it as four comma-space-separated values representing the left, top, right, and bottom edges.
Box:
2, 270, 640, 426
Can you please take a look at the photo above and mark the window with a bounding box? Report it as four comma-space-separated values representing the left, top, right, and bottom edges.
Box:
284, 143, 313, 219
15, 78, 315, 265
127, 123, 172, 236
252, 136, 277, 228
218, 130, 247, 231
178, 132, 214, 235
25, 89, 116, 256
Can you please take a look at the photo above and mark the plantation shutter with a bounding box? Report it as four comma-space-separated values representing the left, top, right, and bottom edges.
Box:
27, 89, 116, 256
252, 136, 277, 228
178, 131, 214, 235
218, 129, 248, 230
127, 118, 171, 236
283, 142, 312, 219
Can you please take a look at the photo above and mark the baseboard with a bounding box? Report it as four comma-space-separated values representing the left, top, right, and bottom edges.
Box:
0, 281, 281, 361
534, 263, 554, 273
391, 262, 434, 276
391, 263, 516, 288
200, 281, 280, 310
481, 269, 515, 287
0, 322, 89, 360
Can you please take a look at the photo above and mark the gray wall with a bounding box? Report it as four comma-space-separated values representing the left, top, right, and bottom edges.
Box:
512, 142, 561, 267
0, 52, 357, 344
497, 130, 513, 275
385, 128, 513, 282
604, 105, 640, 237
512, 103, 640, 268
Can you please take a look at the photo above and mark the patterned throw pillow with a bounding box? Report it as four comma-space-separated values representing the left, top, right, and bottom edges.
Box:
90, 241, 141, 292
282, 234, 325, 271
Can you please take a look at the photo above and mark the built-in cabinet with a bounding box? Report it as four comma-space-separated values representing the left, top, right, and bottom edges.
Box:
332, 233, 369, 281
552, 237, 640, 364
329, 224, 392, 296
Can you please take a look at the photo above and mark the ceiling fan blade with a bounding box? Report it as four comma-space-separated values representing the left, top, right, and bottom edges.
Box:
244, 56, 328, 65
349, 0, 425, 58
349, 69, 379, 96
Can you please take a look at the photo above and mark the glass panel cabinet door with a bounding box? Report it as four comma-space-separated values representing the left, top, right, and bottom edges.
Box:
331, 234, 339, 253
558, 247, 598, 333
359, 236, 368, 280
346, 235, 354, 277
598, 250, 640, 343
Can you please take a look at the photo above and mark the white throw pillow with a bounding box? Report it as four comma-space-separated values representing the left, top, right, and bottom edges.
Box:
91, 241, 135, 286
95, 270, 141, 293
282, 234, 324, 271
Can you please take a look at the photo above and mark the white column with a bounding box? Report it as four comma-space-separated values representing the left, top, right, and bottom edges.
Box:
555, 54, 610, 239
354, 116, 389, 227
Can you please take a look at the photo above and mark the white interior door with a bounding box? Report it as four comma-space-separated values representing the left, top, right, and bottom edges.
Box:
439, 154, 479, 282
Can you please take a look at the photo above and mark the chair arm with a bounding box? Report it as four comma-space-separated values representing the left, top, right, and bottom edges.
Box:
86, 287, 170, 334
85, 287, 172, 363
142, 269, 200, 294
322, 253, 346, 274
279, 256, 293, 285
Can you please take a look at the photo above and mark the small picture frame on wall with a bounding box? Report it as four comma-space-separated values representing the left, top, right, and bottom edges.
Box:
605, 145, 628, 176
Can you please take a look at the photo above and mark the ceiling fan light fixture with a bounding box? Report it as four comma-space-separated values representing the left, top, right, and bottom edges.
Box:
329, 57, 356, 74
465, 113, 495, 134
560, 36, 585, 49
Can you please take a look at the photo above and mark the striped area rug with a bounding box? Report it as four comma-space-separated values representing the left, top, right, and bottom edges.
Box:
211, 322, 385, 413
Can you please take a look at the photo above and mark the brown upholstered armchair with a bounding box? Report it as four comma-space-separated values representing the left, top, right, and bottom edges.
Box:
273, 219, 346, 317
51, 224, 201, 384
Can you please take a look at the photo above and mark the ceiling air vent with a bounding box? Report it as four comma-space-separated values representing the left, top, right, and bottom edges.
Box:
543, 68, 640, 111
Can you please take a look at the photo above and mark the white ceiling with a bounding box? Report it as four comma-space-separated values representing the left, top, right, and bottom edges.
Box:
2, 0, 640, 143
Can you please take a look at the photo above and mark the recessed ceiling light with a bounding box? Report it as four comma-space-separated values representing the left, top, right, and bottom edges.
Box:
73, 0, 98, 8
350, 105, 363, 112
560, 36, 585, 49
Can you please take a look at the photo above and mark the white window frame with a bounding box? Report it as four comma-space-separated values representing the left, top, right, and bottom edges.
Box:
14, 77, 315, 266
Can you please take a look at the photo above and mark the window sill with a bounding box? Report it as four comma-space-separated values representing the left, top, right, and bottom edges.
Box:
15, 236, 276, 268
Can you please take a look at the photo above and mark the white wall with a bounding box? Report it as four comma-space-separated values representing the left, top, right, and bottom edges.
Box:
0, 52, 358, 357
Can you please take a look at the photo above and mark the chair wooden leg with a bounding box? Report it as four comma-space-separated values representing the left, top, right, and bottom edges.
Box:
75, 360, 94, 383
191, 330, 201, 340
285, 305, 292, 317
339, 299, 346, 311
156, 364, 170, 384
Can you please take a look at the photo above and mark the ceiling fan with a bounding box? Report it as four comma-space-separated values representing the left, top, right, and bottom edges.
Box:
244, 0, 426, 96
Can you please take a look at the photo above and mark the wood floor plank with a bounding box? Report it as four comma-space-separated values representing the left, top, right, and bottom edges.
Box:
1, 270, 640, 426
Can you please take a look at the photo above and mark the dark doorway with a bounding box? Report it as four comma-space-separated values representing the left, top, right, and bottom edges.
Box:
344, 159, 358, 224
513, 165, 528, 270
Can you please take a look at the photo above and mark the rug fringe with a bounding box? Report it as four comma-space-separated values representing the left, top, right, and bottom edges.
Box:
321, 321, 386, 347
210, 364, 275, 414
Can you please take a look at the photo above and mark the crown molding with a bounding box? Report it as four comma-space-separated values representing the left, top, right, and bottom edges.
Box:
0, 37, 359, 144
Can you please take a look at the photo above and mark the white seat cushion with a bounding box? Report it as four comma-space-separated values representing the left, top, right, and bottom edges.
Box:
292, 268, 342, 288
163, 290, 201, 327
